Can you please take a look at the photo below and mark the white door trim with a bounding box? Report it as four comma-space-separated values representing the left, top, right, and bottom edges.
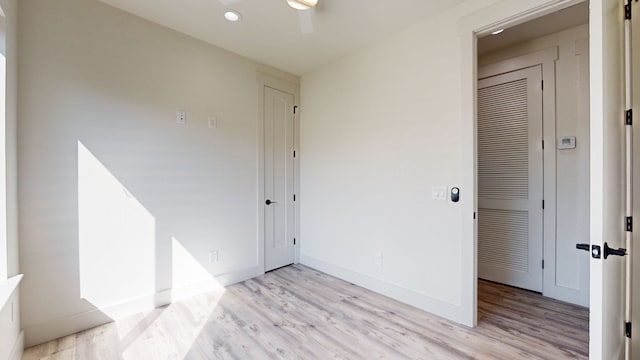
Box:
478, 47, 558, 79
256, 72, 301, 272
458, 0, 586, 327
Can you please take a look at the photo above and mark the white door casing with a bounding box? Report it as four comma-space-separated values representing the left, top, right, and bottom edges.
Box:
589, 0, 626, 358
263, 86, 296, 272
477, 65, 544, 293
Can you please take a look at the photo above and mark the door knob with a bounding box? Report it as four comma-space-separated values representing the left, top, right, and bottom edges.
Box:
265, 199, 277, 205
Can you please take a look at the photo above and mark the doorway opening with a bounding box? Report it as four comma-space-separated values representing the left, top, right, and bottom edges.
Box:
475, 2, 590, 356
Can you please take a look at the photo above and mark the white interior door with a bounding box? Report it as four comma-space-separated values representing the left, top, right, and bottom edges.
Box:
477, 65, 544, 292
264, 86, 296, 272
589, 0, 626, 358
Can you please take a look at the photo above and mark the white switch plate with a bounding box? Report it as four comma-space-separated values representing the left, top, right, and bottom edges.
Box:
432, 186, 447, 201
176, 111, 186, 124
208, 116, 218, 129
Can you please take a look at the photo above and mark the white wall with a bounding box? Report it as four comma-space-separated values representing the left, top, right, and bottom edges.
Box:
478, 24, 590, 306
299, 0, 575, 325
18, 0, 297, 347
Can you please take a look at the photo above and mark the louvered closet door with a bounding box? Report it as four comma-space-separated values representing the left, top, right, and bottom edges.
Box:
477, 65, 543, 292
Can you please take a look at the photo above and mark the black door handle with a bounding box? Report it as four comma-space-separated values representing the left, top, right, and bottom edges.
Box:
576, 243, 590, 251
265, 199, 277, 205
604, 242, 626, 259
586, 243, 627, 259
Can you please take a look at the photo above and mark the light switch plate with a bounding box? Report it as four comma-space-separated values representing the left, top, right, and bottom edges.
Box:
432, 186, 447, 201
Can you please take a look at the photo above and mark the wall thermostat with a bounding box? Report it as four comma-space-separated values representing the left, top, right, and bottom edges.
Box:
558, 136, 576, 150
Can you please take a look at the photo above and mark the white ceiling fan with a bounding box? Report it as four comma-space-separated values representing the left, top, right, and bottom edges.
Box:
218, 0, 318, 34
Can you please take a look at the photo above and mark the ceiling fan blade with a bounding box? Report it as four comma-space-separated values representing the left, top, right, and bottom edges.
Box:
298, 9, 314, 34
218, 0, 244, 5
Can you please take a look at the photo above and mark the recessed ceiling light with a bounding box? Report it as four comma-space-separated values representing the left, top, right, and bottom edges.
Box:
224, 10, 241, 22
491, 29, 504, 35
286, 0, 318, 10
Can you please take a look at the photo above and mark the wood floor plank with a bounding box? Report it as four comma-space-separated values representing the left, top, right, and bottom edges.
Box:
23, 265, 589, 360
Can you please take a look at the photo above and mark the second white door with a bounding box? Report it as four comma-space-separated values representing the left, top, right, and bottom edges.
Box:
264, 86, 296, 272
477, 65, 544, 292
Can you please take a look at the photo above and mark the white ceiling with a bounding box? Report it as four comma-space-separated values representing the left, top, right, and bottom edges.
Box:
478, 2, 589, 56
100, 0, 465, 76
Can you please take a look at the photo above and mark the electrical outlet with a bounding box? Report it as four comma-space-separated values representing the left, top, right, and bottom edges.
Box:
375, 252, 383, 268
176, 111, 186, 124
208, 116, 218, 129
209, 250, 219, 263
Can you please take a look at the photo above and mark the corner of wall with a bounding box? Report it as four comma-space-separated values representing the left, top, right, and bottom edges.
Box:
23, 265, 263, 347
300, 255, 466, 325
9, 331, 24, 360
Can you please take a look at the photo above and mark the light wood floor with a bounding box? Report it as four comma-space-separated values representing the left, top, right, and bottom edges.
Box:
23, 265, 589, 359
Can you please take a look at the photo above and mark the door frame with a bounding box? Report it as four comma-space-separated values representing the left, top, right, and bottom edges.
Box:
464, 0, 630, 357
478, 47, 593, 304
458, 0, 586, 327
256, 72, 301, 273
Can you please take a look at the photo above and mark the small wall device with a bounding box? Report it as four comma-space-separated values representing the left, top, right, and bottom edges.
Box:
558, 136, 576, 150
451, 187, 460, 202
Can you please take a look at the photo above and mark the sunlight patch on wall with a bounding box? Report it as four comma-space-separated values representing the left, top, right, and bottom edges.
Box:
171, 236, 219, 290
78, 141, 156, 313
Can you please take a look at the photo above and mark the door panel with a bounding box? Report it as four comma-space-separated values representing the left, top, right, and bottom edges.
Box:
264, 86, 295, 272
590, 0, 625, 358
478, 66, 543, 292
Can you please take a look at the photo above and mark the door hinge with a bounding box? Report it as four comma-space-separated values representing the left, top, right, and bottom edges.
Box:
626, 322, 632, 338
626, 109, 633, 125
293, 150, 297, 158
627, 216, 633, 232
293, 105, 298, 115
293, 238, 296, 245
473, 212, 476, 220
294, 194, 296, 202
542, 140, 545, 149
542, 260, 545, 269
625, 1, 632, 20
541, 80, 544, 91
542, 200, 545, 209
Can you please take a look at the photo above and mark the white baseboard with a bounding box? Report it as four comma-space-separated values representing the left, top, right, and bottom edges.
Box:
300, 255, 463, 324
24, 265, 263, 348
9, 331, 24, 360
